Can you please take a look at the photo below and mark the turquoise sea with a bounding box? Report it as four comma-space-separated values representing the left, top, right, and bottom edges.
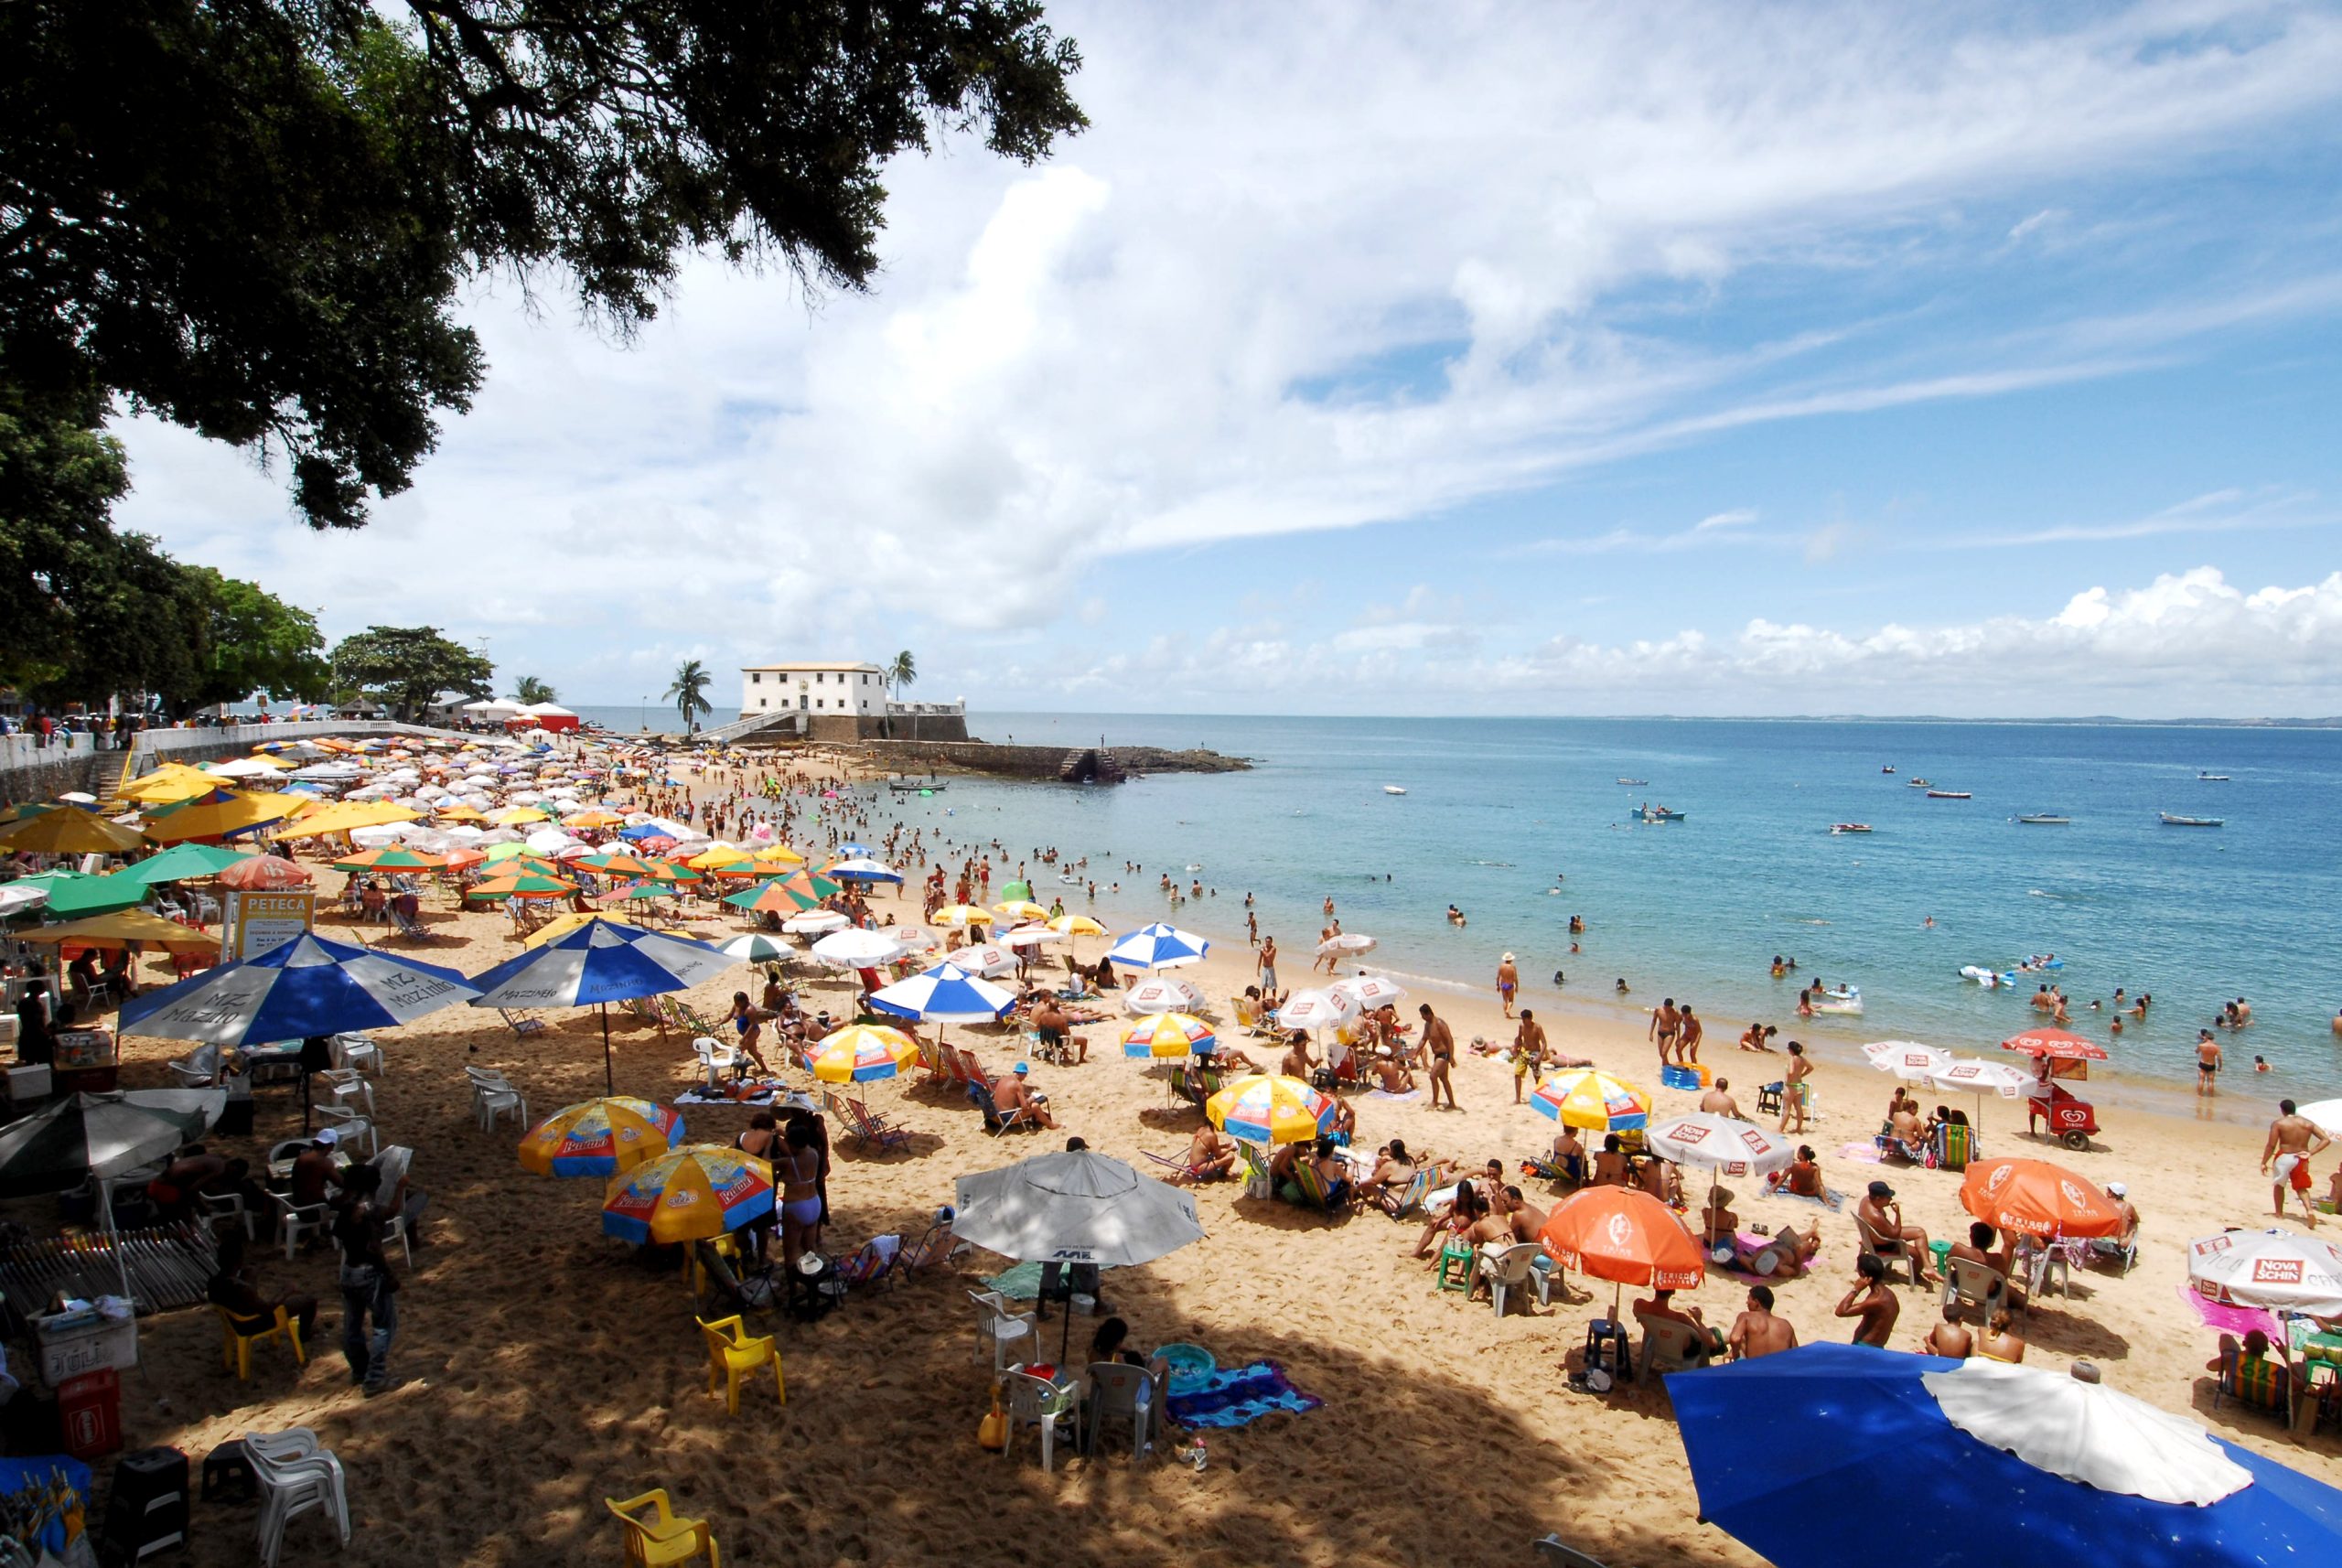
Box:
575, 710, 2341, 1109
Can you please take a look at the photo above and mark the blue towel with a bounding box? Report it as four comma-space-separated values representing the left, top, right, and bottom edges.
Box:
1166, 1359, 1322, 1429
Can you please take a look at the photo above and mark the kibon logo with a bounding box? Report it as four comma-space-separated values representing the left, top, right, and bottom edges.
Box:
2059, 1181, 2089, 1208
1986, 1167, 2014, 1195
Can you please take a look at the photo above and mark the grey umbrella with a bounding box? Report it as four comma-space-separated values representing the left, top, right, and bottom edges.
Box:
0, 1090, 226, 1303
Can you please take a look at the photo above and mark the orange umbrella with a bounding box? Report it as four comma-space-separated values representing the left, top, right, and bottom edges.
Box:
215, 854, 315, 891
1958, 1157, 2126, 1239
440, 846, 489, 871
1999, 1027, 2106, 1061
1537, 1187, 1706, 1304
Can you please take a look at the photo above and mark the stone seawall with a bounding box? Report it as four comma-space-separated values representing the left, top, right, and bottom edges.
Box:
839, 739, 1249, 783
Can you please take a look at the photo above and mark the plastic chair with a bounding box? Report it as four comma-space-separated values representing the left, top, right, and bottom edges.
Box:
268, 1191, 332, 1262
312, 1104, 378, 1157
1081, 1362, 1154, 1461
605, 1489, 721, 1568
1001, 1369, 1076, 1473
313, 1068, 375, 1120
244, 1428, 350, 1568
695, 1316, 784, 1414
1853, 1211, 1919, 1286
216, 1305, 305, 1380
332, 1033, 382, 1076
1477, 1241, 1555, 1316
1636, 1316, 1714, 1379
466, 1068, 526, 1132
968, 1289, 1037, 1372
199, 1188, 257, 1240
1939, 1256, 2011, 1323
692, 1036, 742, 1089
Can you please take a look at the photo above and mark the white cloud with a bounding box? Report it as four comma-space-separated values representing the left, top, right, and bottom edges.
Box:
102, 1, 2342, 704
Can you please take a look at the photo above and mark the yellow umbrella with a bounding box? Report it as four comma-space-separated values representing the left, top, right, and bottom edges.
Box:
992, 899, 1049, 922
489, 806, 550, 826
802, 1025, 921, 1083
19, 909, 216, 951
142, 791, 306, 844
750, 844, 806, 865
285, 800, 423, 838
687, 845, 752, 870
433, 803, 489, 822
1047, 914, 1108, 938
563, 809, 625, 829
1528, 1068, 1654, 1133
0, 805, 146, 854
1206, 1073, 1338, 1145
932, 904, 993, 927
119, 765, 225, 805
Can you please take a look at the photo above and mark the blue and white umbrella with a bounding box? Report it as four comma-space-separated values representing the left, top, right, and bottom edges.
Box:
466, 917, 737, 1091
822, 857, 904, 884
868, 961, 1015, 1026
839, 841, 872, 856
119, 933, 478, 1046
1105, 921, 1210, 972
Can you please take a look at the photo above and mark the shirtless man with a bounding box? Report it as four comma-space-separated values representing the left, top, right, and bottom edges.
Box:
1256, 936, 1279, 994
1835, 1254, 1901, 1347
1679, 1005, 1703, 1065
1279, 1033, 1316, 1082
1496, 952, 1520, 1019
1370, 1047, 1414, 1093
1032, 998, 1086, 1063
2261, 1099, 2332, 1228
1698, 1078, 1742, 1118
1728, 1284, 1799, 1359
1739, 1022, 1778, 1053
1511, 1011, 1547, 1104
994, 1062, 1058, 1131
2197, 1029, 2224, 1098
1924, 1306, 1974, 1359
1778, 1042, 1812, 1134
1649, 997, 1681, 1069
1634, 1287, 1723, 1359
1420, 1004, 1459, 1111
1858, 1180, 1938, 1285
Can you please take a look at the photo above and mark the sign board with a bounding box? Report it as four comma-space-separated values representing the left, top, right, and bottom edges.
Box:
220, 890, 316, 961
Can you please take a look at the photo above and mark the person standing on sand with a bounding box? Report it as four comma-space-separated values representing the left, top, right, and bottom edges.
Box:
2262, 1099, 2332, 1229
1680, 1005, 1703, 1066
1496, 952, 1520, 1018
1511, 1010, 1546, 1104
1258, 936, 1278, 995
1421, 1004, 1459, 1111
1779, 1042, 1812, 1134
1649, 997, 1681, 1071
2197, 1029, 2223, 1097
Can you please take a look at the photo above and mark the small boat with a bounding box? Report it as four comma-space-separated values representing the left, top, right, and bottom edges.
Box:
1617, 778, 1649, 787
2160, 812, 2224, 828
1382, 785, 1407, 796
2015, 813, 2069, 824
1810, 985, 1864, 1015
1881, 766, 1896, 774
2197, 772, 2229, 781
1635, 805, 1686, 823
1830, 823, 1873, 834
1926, 790, 1971, 800
1907, 778, 1932, 789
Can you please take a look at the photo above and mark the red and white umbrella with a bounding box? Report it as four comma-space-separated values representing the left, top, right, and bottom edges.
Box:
1122, 975, 1206, 1015
1862, 1040, 1952, 1081
2187, 1228, 2342, 1316
1333, 974, 1407, 1009
1276, 988, 1361, 1033
996, 923, 1062, 949
1642, 1112, 1796, 1181
1316, 931, 1378, 956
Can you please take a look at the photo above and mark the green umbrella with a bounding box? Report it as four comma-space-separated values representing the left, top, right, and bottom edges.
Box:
722, 877, 821, 914
16, 870, 150, 918
606, 880, 682, 901
119, 843, 245, 886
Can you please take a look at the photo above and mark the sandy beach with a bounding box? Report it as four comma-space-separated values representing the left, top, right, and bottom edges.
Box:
51, 745, 2342, 1568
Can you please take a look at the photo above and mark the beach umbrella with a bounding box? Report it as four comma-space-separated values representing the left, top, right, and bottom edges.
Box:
116, 843, 245, 886
1671, 1343, 2342, 1568
941, 942, 1015, 978
1959, 1157, 2127, 1240
2186, 1228, 2342, 1316
1276, 988, 1361, 1033
1924, 1058, 2034, 1132
687, 845, 752, 870
2296, 1099, 2342, 1139
1120, 974, 1206, 1015
995, 923, 1061, 949
282, 800, 422, 838
1206, 1073, 1335, 1145
1642, 1112, 1796, 1182
332, 845, 449, 873
639, 859, 704, 885
518, 1098, 684, 1177
489, 806, 550, 826
0, 1090, 226, 1300
750, 844, 806, 865
119, 931, 478, 1043
596, 880, 683, 905
1047, 914, 1108, 938
433, 803, 489, 822
0, 805, 145, 854
932, 903, 993, 928
1315, 931, 1378, 957
803, 1024, 920, 1083
810, 929, 910, 968
824, 857, 904, 885
1862, 1039, 1953, 1081
1104, 921, 1209, 972
723, 878, 818, 916
602, 1145, 775, 1245
22, 909, 217, 953
578, 852, 661, 877
1123, 1012, 1217, 1059
467, 869, 577, 900
215, 854, 315, 892
1530, 1068, 1653, 1132
0, 884, 48, 918
466, 918, 736, 1091
991, 899, 1049, 922
562, 810, 625, 830
1538, 1186, 1705, 1314
1999, 1027, 2107, 1062
717, 933, 794, 964
1332, 974, 1408, 1010
13, 870, 149, 919
782, 909, 849, 934
868, 962, 1015, 1026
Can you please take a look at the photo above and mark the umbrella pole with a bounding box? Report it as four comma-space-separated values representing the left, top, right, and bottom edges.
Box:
602, 1002, 614, 1095
101, 1180, 134, 1305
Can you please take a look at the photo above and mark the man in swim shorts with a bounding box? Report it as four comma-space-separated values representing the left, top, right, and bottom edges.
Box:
1649, 997, 1681, 1070
2197, 1029, 2223, 1098
1496, 952, 1520, 1018
1511, 1010, 1546, 1104
2263, 1099, 2332, 1229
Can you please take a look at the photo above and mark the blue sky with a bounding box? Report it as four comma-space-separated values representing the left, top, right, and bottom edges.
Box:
116, 1, 2342, 717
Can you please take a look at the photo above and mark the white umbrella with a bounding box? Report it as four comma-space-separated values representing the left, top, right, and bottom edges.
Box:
1276, 988, 1361, 1033
1316, 931, 1378, 956
1862, 1040, 1952, 1081
945, 943, 1017, 978
1333, 974, 1407, 1009
1643, 1112, 1796, 1181
811, 929, 910, 968
1122, 975, 1206, 1015
2187, 1228, 2342, 1316
782, 910, 849, 935
996, 924, 1062, 948
1928, 1059, 2031, 1099
2297, 1099, 2342, 1140
1922, 1359, 2250, 1508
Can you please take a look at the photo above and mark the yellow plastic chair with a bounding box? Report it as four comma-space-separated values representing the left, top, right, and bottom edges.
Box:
605, 1490, 720, 1568
695, 1316, 784, 1414
215, 1305, 305, 1381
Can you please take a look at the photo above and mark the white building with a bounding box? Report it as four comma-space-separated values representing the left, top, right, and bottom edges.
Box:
739, 660, 888, 720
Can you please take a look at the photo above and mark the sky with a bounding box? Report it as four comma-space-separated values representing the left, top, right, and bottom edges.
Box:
113, 1, 2342, 719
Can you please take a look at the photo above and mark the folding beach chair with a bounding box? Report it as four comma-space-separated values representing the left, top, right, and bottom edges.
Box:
843, 1097, 910, 1155
498, 1007, 547, 1038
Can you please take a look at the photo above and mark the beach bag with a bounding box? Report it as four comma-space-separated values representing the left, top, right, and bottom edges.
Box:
977, 1388, 1007, 1450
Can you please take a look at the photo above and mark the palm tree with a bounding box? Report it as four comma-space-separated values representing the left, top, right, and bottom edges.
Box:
666, 660, 714, 735
511, 675, 557, 705
887, 650, 917, 739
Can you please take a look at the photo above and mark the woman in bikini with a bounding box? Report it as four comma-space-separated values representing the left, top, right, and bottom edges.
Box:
776, 1119, 823, 1271
734, 1112, 782, 1261
726, 992, 777, 1076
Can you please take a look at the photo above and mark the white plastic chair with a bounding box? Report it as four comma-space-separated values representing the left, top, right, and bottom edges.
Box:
166, 1058, 216, 1090
467, 1068, 526, 1132
1477, 1241, 1556, 1316
1081, 1362, 1154, 1461
313, 1069, 375, 1120
199, 1189, 256, 1240
1001, 1369, 1076, 1473
332, 1032, 382, 1076
967, 1288, 1037, 1373
693, 1035, 743, 1089
268, 1192, 332, 1262
312, 1105, 378, 1157
245, 1427, 351, 1568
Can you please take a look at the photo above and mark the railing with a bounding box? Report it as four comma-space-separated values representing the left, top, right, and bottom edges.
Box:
0, 719, 482, 777
0, 731, 103, 769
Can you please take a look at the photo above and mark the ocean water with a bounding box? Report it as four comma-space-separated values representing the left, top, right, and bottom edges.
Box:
574, 709, 2342, 1103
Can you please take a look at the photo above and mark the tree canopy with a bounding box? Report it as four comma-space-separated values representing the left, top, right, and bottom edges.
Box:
2, 1, 1086, 531
331, 625, 494, 719
666, 659, 713, 732
511, 675, 558, 705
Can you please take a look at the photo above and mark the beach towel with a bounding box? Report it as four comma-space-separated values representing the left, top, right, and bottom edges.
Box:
2176, 1284, 2279, 1341
1760, 1183, 1846, 1213
1369, 1088, 1423, 1102
674, 1085, 779, 1106
1836, 1142, 1884, 1165
1166, 1359, 1321, 1429
983, 1262, 1047, 1300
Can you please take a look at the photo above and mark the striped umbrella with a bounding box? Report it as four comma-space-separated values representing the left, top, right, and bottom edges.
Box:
577, 852, 661, 877
717, 933, 794, 964
803, 1024, 921, 1083
518, 1098, 684, 1177
1206, 1073, 1335, 1146
1105, 921, 1210, 972
723, 877, 816, 915
1530, 1068, 1652, 1132
119, 931, 478, 1044
467, 869, 576, 900
1123, 1012, 1216, 1058
601, 1145, 774, 1245
466, 917, 736, 1091
991, 899, 1049, 922
333, 846, 449, 872
931, 904, 994, 928
823, 857, 904, 884
868, 962, 1015, 1026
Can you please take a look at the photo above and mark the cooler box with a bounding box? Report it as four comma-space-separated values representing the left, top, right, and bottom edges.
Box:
1660, 1064, 1711, 1090
58, 1369, 121, 1460
34, 1309, 139, 1388
5, 1063, 51, 1104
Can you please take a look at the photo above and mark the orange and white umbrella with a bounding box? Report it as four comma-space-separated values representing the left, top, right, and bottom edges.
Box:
1538, 1186, 1706, 1300
1959, 1157, 2127, 1239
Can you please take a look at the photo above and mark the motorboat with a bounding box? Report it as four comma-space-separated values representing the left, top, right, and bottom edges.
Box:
1926, 789, 1971, 800
1617, 778, 1649, 786
2015, 813, 2069, 824
1907, 778, 1931, 788
1382, 785, 1407, 795
1635, 805, 1686, 822
2160, 812, 2223, 827
1881, 766, 1896, 774
1810, 985, 1864, 1015
2197, 772, 2229, 781
1830, 823, 1873, 834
